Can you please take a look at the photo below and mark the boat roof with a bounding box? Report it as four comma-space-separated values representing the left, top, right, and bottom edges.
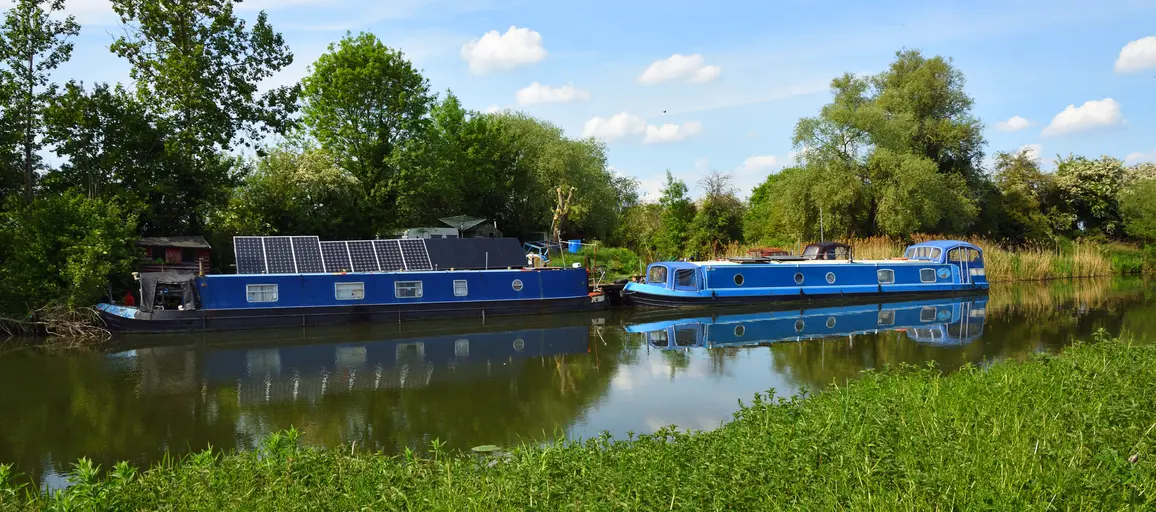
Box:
907, 240, 982, 251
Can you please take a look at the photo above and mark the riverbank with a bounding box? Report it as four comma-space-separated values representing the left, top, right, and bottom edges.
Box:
3, 332, 1153, 510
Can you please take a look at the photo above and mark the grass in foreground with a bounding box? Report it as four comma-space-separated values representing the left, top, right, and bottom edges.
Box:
3, 333, 1155, 510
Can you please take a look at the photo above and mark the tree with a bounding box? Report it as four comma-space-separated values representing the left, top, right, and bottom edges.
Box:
1053, 155, 1129, 238
1120, 178, 1156, 243
656, 171, 695, 258
687, 171, 744, 258
991, 148, 1055, 244
0, 0, 79, 203
301, 32, 433, 230
109, 0, 298, 232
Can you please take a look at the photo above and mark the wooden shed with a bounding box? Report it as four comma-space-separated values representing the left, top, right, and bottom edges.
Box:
136, 236, 212, 274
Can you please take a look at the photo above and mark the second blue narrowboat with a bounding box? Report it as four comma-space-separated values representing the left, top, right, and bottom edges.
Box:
623, 240, 988, 307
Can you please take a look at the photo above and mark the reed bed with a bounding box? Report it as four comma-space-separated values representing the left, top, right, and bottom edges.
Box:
5, 334, 1154, 510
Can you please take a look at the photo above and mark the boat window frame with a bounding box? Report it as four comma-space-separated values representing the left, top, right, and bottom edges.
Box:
246, 283, 278, 303
878, 310, 896, 326
647, 265, 669, 286
453, 279, 468, 297
919, 268, 937, 283
826, 272, 836, 284
394, 281, 424, 299
794, 272, 805, 285
734, 324, 746, 337
906, 247, 943, 261
920, 306, 937, 322
948, 247, 982, 263
674, 268, 697, 289
335, 281, 365, 300
877, 268, 895, 284
734, 273, 745, 286
511, 279, 524, 292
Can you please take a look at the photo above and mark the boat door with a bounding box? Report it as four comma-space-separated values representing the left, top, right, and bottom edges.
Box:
947, 246, 984, 285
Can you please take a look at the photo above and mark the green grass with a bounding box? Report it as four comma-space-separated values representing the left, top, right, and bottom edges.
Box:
573, 246, 642, 281
4, 333, 1156, 510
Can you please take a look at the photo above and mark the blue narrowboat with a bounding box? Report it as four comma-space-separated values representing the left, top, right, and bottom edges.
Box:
623, 240, 989, 307
97, 236, 607, 333
626, 295, 987, 349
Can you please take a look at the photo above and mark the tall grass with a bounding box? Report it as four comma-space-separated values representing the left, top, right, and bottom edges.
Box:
6, 333, 1154, 510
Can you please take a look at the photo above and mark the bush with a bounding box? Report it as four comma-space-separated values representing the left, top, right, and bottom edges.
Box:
574, 246, 642, 280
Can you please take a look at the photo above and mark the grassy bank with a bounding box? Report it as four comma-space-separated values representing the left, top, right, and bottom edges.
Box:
4, 333, 1154, 510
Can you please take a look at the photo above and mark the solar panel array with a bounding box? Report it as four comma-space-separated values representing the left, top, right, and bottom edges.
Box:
233, 236, 439, 274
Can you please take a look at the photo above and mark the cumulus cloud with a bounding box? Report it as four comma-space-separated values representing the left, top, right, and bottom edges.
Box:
581, 112, 646, 141
736, 155, 780, 174
460, 26, 547, 75
1125, 150, 1156, 164
1042, 98, 1124, 136
995, 115, 1032, 132
637, 54, 721, 85
643, 121, 703, 144
1115, 36, 1156, 73
514, 82, 590, 106
1019, 143, 1043, 161
484, 105, 502, 114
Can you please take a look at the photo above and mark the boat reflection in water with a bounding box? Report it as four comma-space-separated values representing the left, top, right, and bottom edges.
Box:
625, 296, 988, 350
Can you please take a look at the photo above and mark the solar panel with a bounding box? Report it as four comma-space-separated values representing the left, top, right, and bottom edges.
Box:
234, 236, 267, 274
399, 239, 433, 270
264, 236, 296, 273
347, 241, 379, 272
374, 240, 405, 271
291, 236, 324, 273
321, 241, 352, 273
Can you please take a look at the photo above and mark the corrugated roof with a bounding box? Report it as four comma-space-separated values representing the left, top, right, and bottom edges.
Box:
438, 215, 489, 230
136, 236, 212, 249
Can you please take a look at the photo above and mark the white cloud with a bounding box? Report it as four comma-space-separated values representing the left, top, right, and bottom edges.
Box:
581, 112, 646, 141
1114, 36, 1156, 73
1041, 98, 1124, 136
995, 115, 1032, 132
514, 82, 590, 106
460, 26, 547, 75
1125, 150, 1156, 164
643, 121, 703, 144
484, 105, 501, 114
736, 155, 780, 174
1019, 143, 1043, 161
637, 54, 721, 85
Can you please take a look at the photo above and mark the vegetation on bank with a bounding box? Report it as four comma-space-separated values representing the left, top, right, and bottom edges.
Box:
2, 333, 1153, 510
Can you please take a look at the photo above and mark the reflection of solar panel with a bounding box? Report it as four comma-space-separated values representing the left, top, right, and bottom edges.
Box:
292, 236, 324, 273
234, 237, 267, 274
347, 241, 379, 272
264, 236, 296, 273
399, 239, 433, 270
374, 240, 405, 271
321, 241, 351, 273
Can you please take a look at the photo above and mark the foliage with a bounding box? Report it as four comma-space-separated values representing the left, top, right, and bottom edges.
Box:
0, 0, 79, 203
990, 148, 1057, 243
656, 171, 695, 259
575, 246, 642, 280
1052, 155, 1130, 238
9, 336, 1156, 509
0, 192, 138, 317
686, 171, 744, 259
1119, 177, 1156, 243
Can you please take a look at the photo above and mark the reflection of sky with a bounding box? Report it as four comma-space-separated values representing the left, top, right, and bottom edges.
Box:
570, 345, 800, 440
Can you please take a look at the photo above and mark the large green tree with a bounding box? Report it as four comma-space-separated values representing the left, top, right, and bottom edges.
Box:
0, 0, 78, 203
656, 171, 695, 258
300, 32, 434, 230
1120, 177, 1156, 243
991, 148, 1056, 244
1052, 155, 1129, 238
687, 171, 744, 258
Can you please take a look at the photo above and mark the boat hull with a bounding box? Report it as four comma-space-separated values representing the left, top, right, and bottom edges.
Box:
98, 295, 607, 333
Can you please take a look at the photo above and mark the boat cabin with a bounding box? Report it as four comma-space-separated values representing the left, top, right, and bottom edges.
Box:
136, 236, 211, 274
801, 241, 851, 260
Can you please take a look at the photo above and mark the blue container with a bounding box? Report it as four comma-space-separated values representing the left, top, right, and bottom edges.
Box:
567, 239, 582, 253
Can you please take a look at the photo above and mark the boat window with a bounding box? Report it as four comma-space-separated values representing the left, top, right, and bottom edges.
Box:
794, 272, 804, 285
647, 265, 668, 285
335, 282, 365, 300
920, 268, 936, 283
395, 281, 423, 298
877, 269, 895, 284
921, 306, 937, 322
734, 273, 745, 286
453, 280, 468, 297
675, 269, 696, 288
794, 319, 805, 332
513, 338, 525, 351
906, 247, 942, 261
734, 324, 746, 337
675, 328, 697, 347
826, 272, 836, 284
826, 316, 836, 328
878, 310, 895, 326
511, 279, 524, 292
828, 246, 850, 260
948, 248, 981, 262
455, 339, 470, 358
649, 330, 669, 347
246, 284, 278, 303
802, 245, 819, 259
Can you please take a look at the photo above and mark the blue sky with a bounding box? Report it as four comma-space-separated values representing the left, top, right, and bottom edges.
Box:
21, 0, 1156, 200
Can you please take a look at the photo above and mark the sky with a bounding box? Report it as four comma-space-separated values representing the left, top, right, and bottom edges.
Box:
14, 0, 1156, 200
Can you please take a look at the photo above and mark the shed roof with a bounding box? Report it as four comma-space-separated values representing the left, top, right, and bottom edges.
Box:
136, 236, 211, 249
438, 215, 489, 230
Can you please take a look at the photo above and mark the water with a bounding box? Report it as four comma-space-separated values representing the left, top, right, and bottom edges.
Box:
1, 278, 1153, 487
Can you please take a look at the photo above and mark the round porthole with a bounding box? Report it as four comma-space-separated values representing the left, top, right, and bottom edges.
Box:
513, 338, 525, 351
826, 272, 836, 284
794, 273, 804, 285
511, 279, 524, 291
826, 316, 837, 328
734, 274, 745, 286
734, 324, 746, 337
794, 319, 805, 332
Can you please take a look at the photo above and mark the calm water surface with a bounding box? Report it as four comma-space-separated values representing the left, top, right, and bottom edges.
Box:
2, 278, 1154, 487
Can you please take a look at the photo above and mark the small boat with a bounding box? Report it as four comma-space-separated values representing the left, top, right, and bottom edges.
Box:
625, 295, 987, 349
622, 240, 988, 307
97, 236, 607, 333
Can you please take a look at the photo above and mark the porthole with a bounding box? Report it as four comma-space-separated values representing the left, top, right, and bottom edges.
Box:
826, 316, 836, 328
513, 338, 525, 351
511, 279, 524, 291
794, 272, 804, 285
734, 324, 746, 337
794, 319, 805, 332
826, 272, 836, 284
734, 274, 745, 286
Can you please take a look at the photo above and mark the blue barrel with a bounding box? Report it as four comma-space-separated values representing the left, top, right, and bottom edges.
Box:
567, 239, 582, 253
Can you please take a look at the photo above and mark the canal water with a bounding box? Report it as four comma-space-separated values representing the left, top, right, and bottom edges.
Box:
1, 277, 1153, 487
